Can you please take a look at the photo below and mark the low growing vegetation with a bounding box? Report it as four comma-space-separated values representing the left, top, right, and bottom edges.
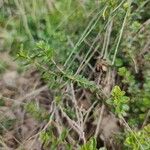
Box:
0, 0, 150, 149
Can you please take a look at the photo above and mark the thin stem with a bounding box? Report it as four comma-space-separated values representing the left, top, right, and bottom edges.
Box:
112, 5, 130, 65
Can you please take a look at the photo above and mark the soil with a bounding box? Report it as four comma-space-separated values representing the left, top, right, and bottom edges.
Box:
0, 52, 122, 150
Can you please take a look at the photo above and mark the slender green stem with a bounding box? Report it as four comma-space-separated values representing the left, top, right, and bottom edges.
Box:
112, 4, 130, 65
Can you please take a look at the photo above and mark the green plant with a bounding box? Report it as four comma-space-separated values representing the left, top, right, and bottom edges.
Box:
80, 138, 97, 150
40, 128, 72, 150
0, 118, 16, 134
0, 99, 5, 107
17, 41, 103, 96
125, 124, 150, 150
25, 101, 49, 121
118, 67, 135, 85
0, 60, 8, 74
118, 66, 150, 127
107, 86, 130, 118
0, 0, 150, 149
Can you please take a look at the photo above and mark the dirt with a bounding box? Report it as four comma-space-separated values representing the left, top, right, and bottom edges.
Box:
0, 53, 121, 150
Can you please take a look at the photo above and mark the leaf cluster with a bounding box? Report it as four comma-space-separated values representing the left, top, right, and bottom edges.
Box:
107, 86, 129, 118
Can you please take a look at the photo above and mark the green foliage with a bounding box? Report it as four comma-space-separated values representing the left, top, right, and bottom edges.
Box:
118, 66, 150, 127
0, 118, 16, 134
40, 128, 72, 150
17, 41, 54, 65
115, 0, 150, 126
63, 106, 76, 119
107, 86, 129, 117
17, 41, 102, 96
80, 138, 97, 150
125, 124, 150, 150
118, 67, 135, 85
0, 99, 5, 106
114, 58, 123, 67
0, 0, 150, 149
0, 60, 8, 74
25, 101, 49, 121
